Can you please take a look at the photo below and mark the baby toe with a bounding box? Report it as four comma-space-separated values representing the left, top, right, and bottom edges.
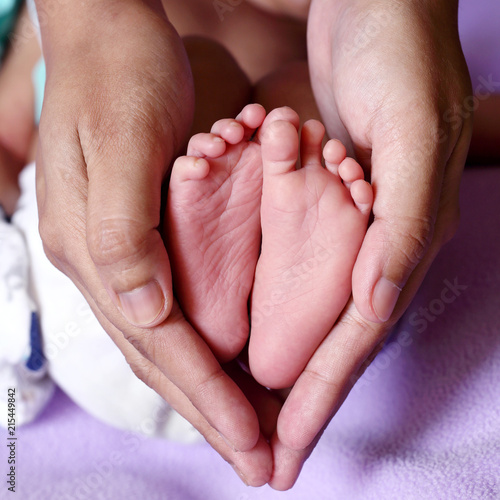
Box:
261, 120, 299, 176
187, 133, 227, 158
210, 119, 245, 144
235, 103, 267, 132
323, 139, 347, 175
171, 156, 210, 183
338, 157, 365, 188
350, 179, 373, 216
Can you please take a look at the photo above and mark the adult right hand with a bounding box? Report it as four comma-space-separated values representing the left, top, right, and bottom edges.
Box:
35, 0, 272, 482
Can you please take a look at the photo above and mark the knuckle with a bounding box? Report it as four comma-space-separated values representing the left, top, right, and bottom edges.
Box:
38, 215, 66, 264
338, 311, 383, 339
87, 218, 147, 268
303, 365, 340, 392
337, 307, 392, 346
123, 329, 156, 364
386, 215, 434, 275
78, 78, 174, 163
127, 352, 160, 389
192, 368, 226, 403
123, 325, 172, 374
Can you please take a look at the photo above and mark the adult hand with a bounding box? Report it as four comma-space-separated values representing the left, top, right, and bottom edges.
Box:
36, 0, 192, 328
35, 0, 270, 479
268, 0, 473, 489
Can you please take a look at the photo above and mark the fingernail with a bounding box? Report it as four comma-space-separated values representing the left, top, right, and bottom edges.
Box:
118, 280, 165, 326
373, 277, 401, 322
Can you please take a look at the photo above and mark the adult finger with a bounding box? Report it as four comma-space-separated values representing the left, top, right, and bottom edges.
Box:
89, 305, 274, 486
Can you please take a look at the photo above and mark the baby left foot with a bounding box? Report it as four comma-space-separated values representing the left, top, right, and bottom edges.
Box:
250, 110, 373, 389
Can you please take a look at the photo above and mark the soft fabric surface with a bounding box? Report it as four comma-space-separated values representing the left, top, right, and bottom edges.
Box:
1, 167, 498, 500
1, 1, 500, 498
459, 0, 500, 90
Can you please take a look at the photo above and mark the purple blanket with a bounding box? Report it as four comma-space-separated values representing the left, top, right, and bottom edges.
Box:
2, 1, 500, 498
3, 166, 498, 500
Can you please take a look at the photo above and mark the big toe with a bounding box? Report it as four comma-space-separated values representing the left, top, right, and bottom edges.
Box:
259, 106, 300, 138
260, 109, 300, 176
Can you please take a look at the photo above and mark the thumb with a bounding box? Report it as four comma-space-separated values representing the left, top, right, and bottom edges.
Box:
85, 125, 175, 328
352, 130, 444, 323
352, 215, 434, 323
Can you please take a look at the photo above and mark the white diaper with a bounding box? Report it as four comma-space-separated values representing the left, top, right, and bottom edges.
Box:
0, 206, 54, 427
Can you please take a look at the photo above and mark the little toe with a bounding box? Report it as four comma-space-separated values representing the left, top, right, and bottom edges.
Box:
187, 133, 227, 158
261, 119, 299, 176
338, 157, 365, 188
300, 120, 326, 169
323, 139, 347, 175
171, 156, 210, 183
210, 119, 245, 144
350, 179, 373, 216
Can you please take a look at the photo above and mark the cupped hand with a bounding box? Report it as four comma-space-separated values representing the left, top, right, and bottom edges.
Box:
267, 0, 473, 489
35, 0, 275, 480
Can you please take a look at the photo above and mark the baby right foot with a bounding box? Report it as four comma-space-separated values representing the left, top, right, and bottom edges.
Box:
249, 108, 373, 389
167, 104, 266, 362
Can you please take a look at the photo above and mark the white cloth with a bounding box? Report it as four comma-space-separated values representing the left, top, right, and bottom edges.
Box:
0, 206, 54, 426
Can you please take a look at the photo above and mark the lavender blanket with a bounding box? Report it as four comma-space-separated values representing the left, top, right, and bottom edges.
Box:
2, 1, 500, 498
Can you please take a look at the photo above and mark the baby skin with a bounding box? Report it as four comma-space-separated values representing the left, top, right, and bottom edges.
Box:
167, 105, 373, 388
167, 104, 267, 362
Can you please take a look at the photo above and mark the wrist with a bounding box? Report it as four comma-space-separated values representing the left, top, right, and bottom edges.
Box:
34, 0, 168, 63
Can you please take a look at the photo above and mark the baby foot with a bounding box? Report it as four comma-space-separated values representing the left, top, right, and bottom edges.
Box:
249, 108, 373, 389
167, 104, 266, 362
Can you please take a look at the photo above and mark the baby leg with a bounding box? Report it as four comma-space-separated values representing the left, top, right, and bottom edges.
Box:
183, 36, 251, 137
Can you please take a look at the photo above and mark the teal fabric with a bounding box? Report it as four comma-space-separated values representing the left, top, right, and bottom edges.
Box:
0, 0, 21, 58
32, 57, 45, 124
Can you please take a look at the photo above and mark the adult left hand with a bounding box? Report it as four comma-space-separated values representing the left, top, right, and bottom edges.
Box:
267, 0, 473, 489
